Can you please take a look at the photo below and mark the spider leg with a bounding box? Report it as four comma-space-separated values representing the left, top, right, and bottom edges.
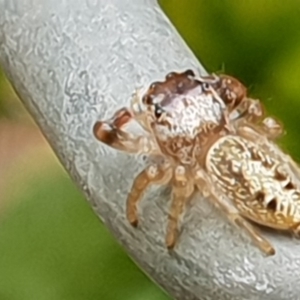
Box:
93, 107, 158, 154
166, 166, 194, 249
291, 223, 300, 237
233, 98, 283, 140
236, 122, 282, 146
231, 97, 264, 123
260, 116, 284, 140
194, 170, 275, 256
126, 162, 172, 227
130, 89, 152, 133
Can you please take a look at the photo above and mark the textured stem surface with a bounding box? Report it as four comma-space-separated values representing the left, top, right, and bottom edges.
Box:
0, 1, 299, 299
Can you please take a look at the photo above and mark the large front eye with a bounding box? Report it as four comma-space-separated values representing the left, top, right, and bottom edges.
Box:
202, 82, 211, 91
154, 104, 164, 119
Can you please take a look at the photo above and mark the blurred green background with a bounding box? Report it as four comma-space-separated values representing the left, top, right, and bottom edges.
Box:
1, 1, 300, 299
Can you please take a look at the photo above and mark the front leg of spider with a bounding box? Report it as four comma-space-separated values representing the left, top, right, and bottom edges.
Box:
93, 107, 157, 154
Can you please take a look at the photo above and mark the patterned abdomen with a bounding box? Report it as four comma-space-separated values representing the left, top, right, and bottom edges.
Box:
205, 135, 300, 230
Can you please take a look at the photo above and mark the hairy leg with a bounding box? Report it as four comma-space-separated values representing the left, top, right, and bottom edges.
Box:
291, 223, 300, 238
237, 122, 282, 147
166, 166, 194, 249
126, 162, 172, 226
233, 98, 283, 140
260, 116, 284, 139
130, 89, 152, 133
93, 107, 158, 154
230, 97, 264, 123
194, 169, 275, 255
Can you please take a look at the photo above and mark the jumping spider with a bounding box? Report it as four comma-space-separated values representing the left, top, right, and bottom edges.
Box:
93, 69, 300, 256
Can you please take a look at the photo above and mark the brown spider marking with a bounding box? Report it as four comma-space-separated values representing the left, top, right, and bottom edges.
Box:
94, 69, 300, 256
199, 73, 284, 139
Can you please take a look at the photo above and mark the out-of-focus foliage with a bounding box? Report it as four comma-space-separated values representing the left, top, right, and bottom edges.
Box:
0, 150, 167, 300
0, 72, 28, 120
0, 72, 15, 118
1, 1, 300, 299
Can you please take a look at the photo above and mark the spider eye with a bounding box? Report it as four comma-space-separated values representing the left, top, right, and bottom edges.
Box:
184, 69, 195, 77
154, 104, 164, 119
202, 82, 211, 91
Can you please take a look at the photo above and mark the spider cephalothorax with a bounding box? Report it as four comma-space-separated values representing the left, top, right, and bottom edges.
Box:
137, 70, 230, 165
94, 69, 300, 255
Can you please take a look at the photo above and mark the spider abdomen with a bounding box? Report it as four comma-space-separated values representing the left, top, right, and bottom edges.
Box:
205, 135, 300, 230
